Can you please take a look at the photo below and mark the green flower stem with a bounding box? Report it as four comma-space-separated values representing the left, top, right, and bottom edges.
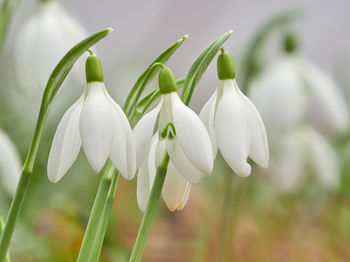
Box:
129, 153, 170, 262
0, 213, 10, 262
0, 28, 112, 262
219, 172, 236, 261
0, 0, 21, 54
76, 161, 116, 262
89, 170, 119, 262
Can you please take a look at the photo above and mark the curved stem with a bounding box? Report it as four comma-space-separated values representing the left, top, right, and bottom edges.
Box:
0, 213, 10, 262
129, 153, 170, 262
0, 103, 47, 261
89, 171, 119, 262
76, 161, 115, 262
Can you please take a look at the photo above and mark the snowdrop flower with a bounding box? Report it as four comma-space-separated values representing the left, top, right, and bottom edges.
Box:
48, 53, 136, 183
134, 66, 213, 211
0, 129, 22, 195
249, 34, 349, 137
266, 126, 339, 193
14, 0, 87, 94
200, 48, 269, 177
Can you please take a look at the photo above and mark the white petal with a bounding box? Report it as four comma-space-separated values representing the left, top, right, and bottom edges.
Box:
166, 139, 206, 183
215, 80, 251, 177
47, 97, 83, 182
306, 128, 339, 189
267, 131, 304, 193
133, 99, 162, 168
303, 61, 349, 135
0, 130, 22, 195
162, 162, 191, 212
199, 89, 218, 157
136, 162, 150, 212
237, 81, 269, 168
248, 57, 307, 137
108, 97, 136, 180
170, 92, 213, 174
80, 83, 114, 173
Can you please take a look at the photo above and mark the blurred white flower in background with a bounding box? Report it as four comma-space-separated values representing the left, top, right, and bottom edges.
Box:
0, 129, 21, 196
266, 126, 339, 193
249, 54, 349, 139
14, 0, 87, 96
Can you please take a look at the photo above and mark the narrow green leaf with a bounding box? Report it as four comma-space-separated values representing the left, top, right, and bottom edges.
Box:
42, 28, 113, 108
240, 9, 303, 92
124, 34, 188, 115
0, 0, 20, 54
181, 31, 232, 105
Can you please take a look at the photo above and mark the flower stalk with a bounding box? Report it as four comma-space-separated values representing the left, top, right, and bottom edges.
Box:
129, 153, 170, 262
76, 161, 116, 262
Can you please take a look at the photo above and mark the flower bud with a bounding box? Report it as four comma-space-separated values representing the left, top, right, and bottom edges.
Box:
217, 48, 235, 80
284, 32, 298, 54
158, 66, 177, 94
85, 53, 104, 83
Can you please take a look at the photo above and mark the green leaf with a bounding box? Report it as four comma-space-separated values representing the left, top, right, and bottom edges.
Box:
42, 28, 113, 108
130, 78, 185, 127
181, 31, 232, 105
0, 0, 20, 54
124, 35, 188, 115
240, 9, 303, 93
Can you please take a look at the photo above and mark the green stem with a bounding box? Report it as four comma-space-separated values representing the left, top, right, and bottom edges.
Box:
129, 153, 170, 262
89, 171, 119, 262
0, 0, 21, 54
76, 161, 115, 262
219, 172, 236, 261
0, 213, 10, 262
0, 105, 47, 261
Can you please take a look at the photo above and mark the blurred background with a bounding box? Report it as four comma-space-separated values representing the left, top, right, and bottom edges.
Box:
0, 0, 350, 261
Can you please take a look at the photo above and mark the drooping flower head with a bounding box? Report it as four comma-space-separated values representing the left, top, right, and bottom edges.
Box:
200, 48, 269, 177
14, 0, 87, 94
249, 32, 349, 138
134, 66, 214, 211
48, 52, 136, 182
0, 129, 22, 196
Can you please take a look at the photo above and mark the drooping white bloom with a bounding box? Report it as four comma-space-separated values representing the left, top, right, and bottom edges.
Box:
134, 67, 213, 211
200, 49, 269, 177
14, 0, 87, 94
0, 129, 22, 195
266, 126, 339, 193
249, 55, 349, 137
48, 54, 136, 183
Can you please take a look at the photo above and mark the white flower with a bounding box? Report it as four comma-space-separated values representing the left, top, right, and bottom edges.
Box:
266, 126, 339, 193
0, 129, 22, 196
134, 67, 213, 211
200, 49, 269, 177
48, 54, 135, 183
249, 55, 349, 137
200, 78, 269, 177
14, 0, 87, 94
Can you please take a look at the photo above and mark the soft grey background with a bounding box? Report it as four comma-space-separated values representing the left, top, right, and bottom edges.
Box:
6, 0, 350, 110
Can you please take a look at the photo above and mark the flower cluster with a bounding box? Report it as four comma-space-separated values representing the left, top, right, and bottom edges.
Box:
48, 49, 269, 211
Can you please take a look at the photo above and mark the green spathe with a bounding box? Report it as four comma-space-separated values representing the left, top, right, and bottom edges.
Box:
86, 53, 104, 83
158, 66, 177, 94
284, 32, 298, 54
217, 48, 235, 80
